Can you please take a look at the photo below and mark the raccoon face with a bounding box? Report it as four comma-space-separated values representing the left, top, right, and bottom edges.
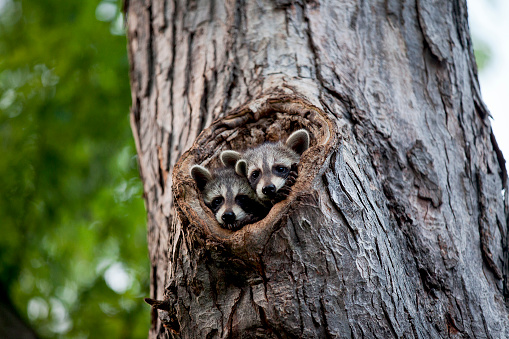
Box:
235, 129, 310, 202
239, 146, 293, 201
203, 183, 252, 229
190, 165, 265, 230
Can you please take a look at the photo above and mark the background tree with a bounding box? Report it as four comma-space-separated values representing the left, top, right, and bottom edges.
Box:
127, 0, 509, 338
0, 0, 149, 337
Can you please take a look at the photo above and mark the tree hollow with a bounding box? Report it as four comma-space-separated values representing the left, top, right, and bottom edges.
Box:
172, 95, 339, 264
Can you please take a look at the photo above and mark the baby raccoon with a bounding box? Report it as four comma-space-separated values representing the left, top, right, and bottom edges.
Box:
190, 165, 268, 231
221, 129, 310, 205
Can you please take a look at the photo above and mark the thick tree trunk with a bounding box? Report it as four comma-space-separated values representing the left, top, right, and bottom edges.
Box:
126, 0, 509, 338
0, 288, 38, 339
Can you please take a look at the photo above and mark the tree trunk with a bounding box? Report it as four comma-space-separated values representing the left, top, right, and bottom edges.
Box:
0, 287, 38, 339
126, 0, 509, 338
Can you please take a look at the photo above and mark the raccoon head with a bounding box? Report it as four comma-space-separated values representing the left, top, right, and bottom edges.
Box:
235, 129, 310, 202
190, 165, 266, 230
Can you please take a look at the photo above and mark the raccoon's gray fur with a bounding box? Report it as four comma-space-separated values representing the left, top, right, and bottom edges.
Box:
190, 165, 268, 231
221, 129, 310, 205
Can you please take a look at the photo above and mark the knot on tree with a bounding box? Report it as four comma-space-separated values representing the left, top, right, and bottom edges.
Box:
172, 95, 337, 265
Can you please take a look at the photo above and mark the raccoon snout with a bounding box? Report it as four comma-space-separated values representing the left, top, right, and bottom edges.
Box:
222, 211, 236, 224
262, 184, 276, 196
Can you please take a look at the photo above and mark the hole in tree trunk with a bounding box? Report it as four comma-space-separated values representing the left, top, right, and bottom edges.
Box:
172, 95, 339, 264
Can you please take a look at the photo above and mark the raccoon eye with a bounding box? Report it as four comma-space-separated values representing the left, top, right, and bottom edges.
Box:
250, 170, 260, 181
274, 166, 289, 175
236, 195, 249, 205
211, 197, 224, 208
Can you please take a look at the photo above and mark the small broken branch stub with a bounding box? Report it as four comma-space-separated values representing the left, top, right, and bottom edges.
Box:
144, 298, 180, 334
172, 95, 339, 266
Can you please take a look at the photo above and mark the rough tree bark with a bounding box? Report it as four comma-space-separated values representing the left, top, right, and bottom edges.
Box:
126, 0, 509, 338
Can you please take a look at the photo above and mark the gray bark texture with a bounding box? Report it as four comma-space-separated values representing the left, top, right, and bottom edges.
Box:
126, 0, 509, 338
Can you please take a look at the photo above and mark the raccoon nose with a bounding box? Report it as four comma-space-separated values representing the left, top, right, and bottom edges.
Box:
222, 212, 236, 223
262, 184, 276, 196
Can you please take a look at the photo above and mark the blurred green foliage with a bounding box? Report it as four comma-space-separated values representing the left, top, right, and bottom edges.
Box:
0, 0, 149, 337
472, 35, 492, 71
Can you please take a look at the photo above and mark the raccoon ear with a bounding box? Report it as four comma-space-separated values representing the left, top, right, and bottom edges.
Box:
220, 150, 242, 167
190, 165, 212, 191
286, 129, 310, 155
235, 160, 248, 177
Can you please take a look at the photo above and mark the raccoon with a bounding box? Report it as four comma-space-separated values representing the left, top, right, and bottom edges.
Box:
221, 129, 310, 205
190, 165, 268, 231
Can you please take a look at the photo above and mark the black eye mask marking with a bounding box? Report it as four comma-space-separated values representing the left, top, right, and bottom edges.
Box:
249, 170, 261, 185
235, 194, 248, 206
209, 196, 224, 211
273, 165, 290, 177
273, 163, 298, 203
